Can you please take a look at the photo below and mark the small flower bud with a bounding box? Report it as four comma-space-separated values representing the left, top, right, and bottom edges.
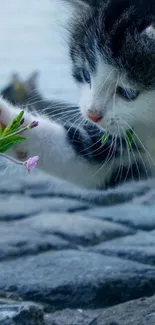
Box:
27, 121, 39, 129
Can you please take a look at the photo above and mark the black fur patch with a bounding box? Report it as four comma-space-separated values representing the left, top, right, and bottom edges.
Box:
65, 121, 122, 163
107, 161, 150, 188
64, 119, 148, 186
70, 0, 155, 89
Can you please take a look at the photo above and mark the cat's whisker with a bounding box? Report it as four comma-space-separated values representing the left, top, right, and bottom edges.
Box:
123, 129, 141, 183
120, 125, 134, 184
93, 134, 116, 176
73, 121, 86, 139
121, 107, 155, 130
128, 131, 149, 179
81, 134, 115, 157
102, 135, 118, 179
123, 119, 155, 170
71, 115, 88, 139
42, 105, 78, 117
43, 104, 79, 112
117, 106, 155, 175
130, 142, 141, 182
80, 137, 103, 156
110, 76, 124, 182
24, 94, 46, 107
131, 134, 149, 179
114, 123, 124, 182
60, 112, 82, 126
26, 93, 42, 103
42, 108, 80, 119
30, 101, 60, 110
64, 115, 84, 136
54, 112, 81, 125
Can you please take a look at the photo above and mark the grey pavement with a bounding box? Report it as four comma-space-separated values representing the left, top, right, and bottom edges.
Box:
0, 169, 155, 324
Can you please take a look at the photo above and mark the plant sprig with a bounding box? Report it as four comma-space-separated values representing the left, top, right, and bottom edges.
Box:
101, 129, 134, 149
101, 133, 108, 144
0, 110, 39, 172
126, 129, 134, 149
0, 110, 25, 153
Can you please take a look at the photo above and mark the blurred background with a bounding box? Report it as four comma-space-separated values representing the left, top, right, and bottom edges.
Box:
0, 0, 79, 103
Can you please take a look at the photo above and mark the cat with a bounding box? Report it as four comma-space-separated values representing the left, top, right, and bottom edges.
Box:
0, 71, 79, 125
1, 0, 155, 189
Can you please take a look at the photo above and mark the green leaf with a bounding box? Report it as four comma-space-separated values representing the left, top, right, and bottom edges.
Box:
0, 135, 25, 146
126, 129, 133, 149
2, 135, 25, 143
2, 120, 19, 137
0, 111, 26, 153
0, 124, 3, 136
8, 136, 25, 146
2, 110, 24, 136
15, 110, 24, 124
0, 142, 17, 153
0, 136, 25, 153
101, 134, 108, 144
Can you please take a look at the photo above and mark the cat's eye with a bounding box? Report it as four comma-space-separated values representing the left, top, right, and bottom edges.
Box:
116, 86, 139, 101
82, 69, 91, 85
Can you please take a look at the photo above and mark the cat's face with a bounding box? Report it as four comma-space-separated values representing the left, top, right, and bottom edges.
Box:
77, 54, 155, 137
70, 0, 155, 137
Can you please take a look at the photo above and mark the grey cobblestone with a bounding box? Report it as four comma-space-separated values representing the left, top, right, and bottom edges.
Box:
0, 250, 155, 310
0, 222, 72, 260
45, 295, 155, 325
0, 195, 90, 221
91, 230, 155, 265
1, 294, 155, 325
82, 203, 155, 230
18, 212, 134, 246
0, 171, 155, 324
0, 302, 44, 325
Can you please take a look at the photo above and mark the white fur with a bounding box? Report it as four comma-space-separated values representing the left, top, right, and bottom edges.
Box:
0, 97, 111, 188
143, 25, 155, 39
79, 55, 155, 174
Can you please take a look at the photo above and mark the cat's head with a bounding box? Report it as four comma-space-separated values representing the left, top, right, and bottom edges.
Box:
69, 0, 155, 136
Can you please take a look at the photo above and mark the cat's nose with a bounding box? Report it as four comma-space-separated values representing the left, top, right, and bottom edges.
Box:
87, 111, 102, 123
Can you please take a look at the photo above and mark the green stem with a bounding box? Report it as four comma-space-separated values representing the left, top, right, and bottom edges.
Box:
0, 153, 23, 165
0, 125, 29, 141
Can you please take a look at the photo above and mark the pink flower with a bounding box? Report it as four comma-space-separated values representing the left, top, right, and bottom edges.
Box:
24, 156, 39, 172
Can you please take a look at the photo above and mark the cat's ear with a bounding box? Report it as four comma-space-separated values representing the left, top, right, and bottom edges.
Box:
24, 71, 39, 93
62, 0, 99, 12
57, 0, 98, 18
71, 0, 99, 8
141, 24, 155, 39
11, 71, 39, 94
63, 0, 91, 10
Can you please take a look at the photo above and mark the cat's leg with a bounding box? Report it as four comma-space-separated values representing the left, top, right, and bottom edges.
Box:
0, 96, 121, 188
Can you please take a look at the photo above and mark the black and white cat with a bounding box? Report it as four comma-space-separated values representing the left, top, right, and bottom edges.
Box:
1, 0, 155, 189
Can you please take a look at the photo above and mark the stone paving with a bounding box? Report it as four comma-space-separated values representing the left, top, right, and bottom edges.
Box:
1, 165, 155, 324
